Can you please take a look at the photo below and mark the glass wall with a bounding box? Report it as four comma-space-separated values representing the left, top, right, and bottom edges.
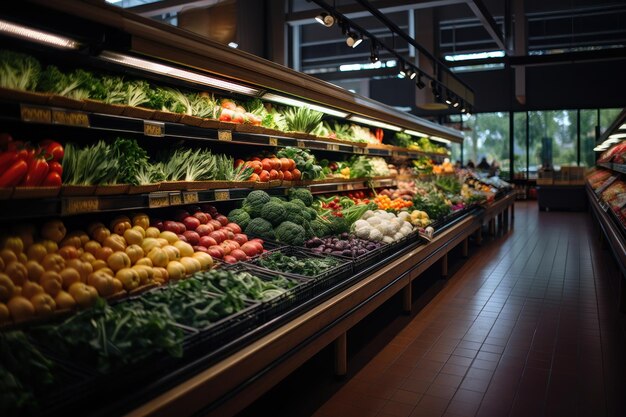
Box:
600, 108, 622, 135
580, 109, 598, 167
513, 112, 527, 179
462, 112, 510, 178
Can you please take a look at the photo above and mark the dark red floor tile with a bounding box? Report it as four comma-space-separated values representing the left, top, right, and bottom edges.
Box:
379, 400, 418, 417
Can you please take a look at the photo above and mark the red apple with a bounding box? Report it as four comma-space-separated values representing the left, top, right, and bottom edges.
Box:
177, 234, 187, 242
223, 255, 237, 264
209, 231, 224, 244
183, 216, 201, 231
215, 215, 229, 227
196, 224, 215, 237
226, 223, 242, 234
163, 221, 179, 233
175, 222, 186, 234
193, 245, 208, 253
151, 219, 164, 231
199, 236, 218, 248
193, 212, 210, 224
208, 219, 222, 230
208, 245, 224, 259
183, 230, 200, 246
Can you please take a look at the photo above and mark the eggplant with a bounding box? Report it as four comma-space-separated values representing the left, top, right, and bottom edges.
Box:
331, 250, 344, 256
366, 243, 377, 251
342, 249, 352, 257
357, 249, 367, 256
340, 232, 349, 239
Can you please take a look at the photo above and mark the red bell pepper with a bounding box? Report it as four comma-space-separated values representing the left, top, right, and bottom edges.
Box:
42, 140, 64, 162
22, 156, 49, 186
42, 171, 62, 187
0, 160, 28, 187
0, 151, 19, 173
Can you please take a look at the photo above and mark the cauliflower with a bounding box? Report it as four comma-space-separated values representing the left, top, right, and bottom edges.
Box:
355, 226, 372, 239
382, 236, 394, 244
375, 223, 390, 236
397, 211, 411, 222
354, 219, 370, 230
375, 210, 387, 216
393, 232, 404, 240
361, 210, 375, 220
385, 212, 396, 220
367, 216, 382, 226
388, 219, 402, 233
369, 228, 383, 241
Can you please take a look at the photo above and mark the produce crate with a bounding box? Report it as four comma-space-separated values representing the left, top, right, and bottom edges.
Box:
244, 246, 353, 294
301, 237, 392, 274
216, 264, 313, 323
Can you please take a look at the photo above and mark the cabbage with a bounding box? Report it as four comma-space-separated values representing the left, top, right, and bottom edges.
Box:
369, 228, 383, 241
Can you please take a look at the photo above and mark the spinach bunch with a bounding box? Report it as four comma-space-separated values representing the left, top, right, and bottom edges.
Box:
193, 269, 298, 302
256, 251, 340, 276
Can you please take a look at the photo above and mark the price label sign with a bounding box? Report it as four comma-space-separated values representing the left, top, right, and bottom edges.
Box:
62, 197, 99, 215
148, 192, 170, 208
144, 120, 165, 137
20, 104, 51, 124
182, 191, 199, 204
52, 109, 90, 127
218, 130, 232, 141
268, 137, 278, 146
169, 192, 182, 206
326, 143, 339, 151
353, 147, 364, 155
297, 140, 306, 148
215, 189, 230, 201
363, 148, 370, 155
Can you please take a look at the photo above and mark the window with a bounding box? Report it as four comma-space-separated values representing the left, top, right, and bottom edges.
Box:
600, 108, 622, 136
528, 110, 577, 173
462, 113, 510, 179
513, 112, 527, 179
580, 109, 598, 167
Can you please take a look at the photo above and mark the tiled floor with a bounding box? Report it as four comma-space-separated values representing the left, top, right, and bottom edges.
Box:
238, 201, 626, 417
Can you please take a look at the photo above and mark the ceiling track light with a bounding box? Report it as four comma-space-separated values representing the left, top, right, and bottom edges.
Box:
415, 73, 426, 89
315, 12, 335, 27
346, 32, 362, 48
370, 42, 379, 63
399, 64, 407, 78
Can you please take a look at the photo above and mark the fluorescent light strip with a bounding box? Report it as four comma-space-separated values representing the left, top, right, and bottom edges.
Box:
603, 138, 622, 145
348, 115, 402, 132
99, 51, 259, 96
429, 136, 452, 145
0, 19, 79, 49
404, 129, 429, 138
262, 93, 348, 118
608, 133, 626, 140
619, 123, 626, 130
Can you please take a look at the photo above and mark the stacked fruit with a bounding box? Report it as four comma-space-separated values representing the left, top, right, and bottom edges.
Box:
151, 204, 266, 264
345, 191, 371, 205
0, 213, 214, 325
218, 99, 262, 125
234, 156, 299, 182
0, 134, 63, 187
373, 194, 414, 211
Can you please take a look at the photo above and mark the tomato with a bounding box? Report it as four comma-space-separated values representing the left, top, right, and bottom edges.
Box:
234, 159, 245, 168
270, 158, 281, 170
48, 161, 63, 176
221, 100, 237, 110
40, 141, 64, 162
232, 112, 245, 124
279, 158, 291, 171
0, 160, 28, 187
291, 169, 301, 181
42, 171, 62, 186
283, 170, 293, 181
22, 157, 49, 186
269, 169, 279, 180
261, 158, 272, 172
259, 170, 270, 182
218, 108, 233, 122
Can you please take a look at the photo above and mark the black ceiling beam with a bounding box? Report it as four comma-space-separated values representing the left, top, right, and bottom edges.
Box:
464, 0, 507, 51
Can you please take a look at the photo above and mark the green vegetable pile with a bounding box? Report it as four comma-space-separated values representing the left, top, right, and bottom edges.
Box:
283, 106, 323, 133
276, 147, 325, 180
237, 189, 320, 244
0, 50, 40, 91
139, 278, 246, 329
255, 251, 341, 277
412, 191, 451, 221
435, 176, 462, 195
31, 298, 184, 374
193, 269, 298, 302
0, 331, 54, 416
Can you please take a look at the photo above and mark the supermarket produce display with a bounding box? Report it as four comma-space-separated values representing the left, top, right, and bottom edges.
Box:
0, 2, 516, 416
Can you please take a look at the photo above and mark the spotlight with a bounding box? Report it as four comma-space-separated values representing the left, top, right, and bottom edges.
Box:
431, 81, 442, 100
416, 73, 426, 89
370, 43, 379, 63
452, 96, 460, 108
315, 12, 335, 27
346, 32, 362, 48
444, 92, 453, 106
399, 64, 407, 78
405, 68, 417, 80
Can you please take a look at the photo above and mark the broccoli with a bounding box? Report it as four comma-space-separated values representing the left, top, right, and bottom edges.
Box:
0, 50, 40, 91
305, 208, 318, 221
245, 217, 275, 240
282, 201, 301, 215
261, 201, 287, 226
269, 196, 285, 204
275, 221, 306, 246
310, 220, 330, 237
242, 190, 271, 218
328, 216, 349, 235
291, 199, 306, 209
288, 188, 314, 206
285, 212, 306, 225
227, 209, 251, 230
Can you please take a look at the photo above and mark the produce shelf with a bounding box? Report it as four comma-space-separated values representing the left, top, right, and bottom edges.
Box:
598, 162, 626, 175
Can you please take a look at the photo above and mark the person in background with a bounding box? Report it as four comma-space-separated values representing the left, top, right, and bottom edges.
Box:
489, 160, 500, 177
467, 160, 475, 169
477, 157, 490, 171
454, 160, 462, 169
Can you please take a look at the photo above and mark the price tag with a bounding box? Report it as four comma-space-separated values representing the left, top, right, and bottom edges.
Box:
148, 192, 170, 208
144, 120, 164, 137
218, 130, 232, 141
363, 148, 370, 155
169, 192, 182, 206
182, 191, 199, 204
52, 109, 90, 127
297, 140, 306, 148
268, 137, 278, 146
20, 105, 51, 124
326, 143, 339, 151
62, 197, 99, 215
371, 181, 381, 188
215, 189, 230, 201
353, 147, 364, 155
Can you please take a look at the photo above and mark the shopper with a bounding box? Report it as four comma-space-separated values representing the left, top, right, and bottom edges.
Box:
489, 160, 500, 176
467, 160, 475, 169
477, 157, 490, 171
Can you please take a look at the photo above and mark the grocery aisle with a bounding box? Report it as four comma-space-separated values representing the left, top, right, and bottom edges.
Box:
239, 201, 626, 417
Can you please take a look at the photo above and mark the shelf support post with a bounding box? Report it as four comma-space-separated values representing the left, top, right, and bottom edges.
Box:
462, 237, 469, 257
334, 332, 348, 377
441, 252, 448, 277
402, 283, 412, 314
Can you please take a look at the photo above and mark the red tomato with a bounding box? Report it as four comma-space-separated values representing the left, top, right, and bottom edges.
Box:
259, 170, 270, 182
291, 169, 301, 181
49, 161, 63, 176
269, 169, 279, 180
22, 157, 49, 186
221, 100, 237, 110
0, 160, 28, 187
42, 171, 62, 186
283, 170, 293, 181
270, 158, 281, 170
261, 158, 272, 172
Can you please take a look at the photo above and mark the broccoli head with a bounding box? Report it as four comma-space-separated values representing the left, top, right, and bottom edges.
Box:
288, 188, 314, 206
328, 216, 349, 235
243, 190, 271, 217
310, 220, 330, 238
245, 217, 275, 240
275, 221, 306, 246
269, 196, 285, 204
261, 201, 287, 226
227, 208, 251, 230
305, 208, 318, 221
